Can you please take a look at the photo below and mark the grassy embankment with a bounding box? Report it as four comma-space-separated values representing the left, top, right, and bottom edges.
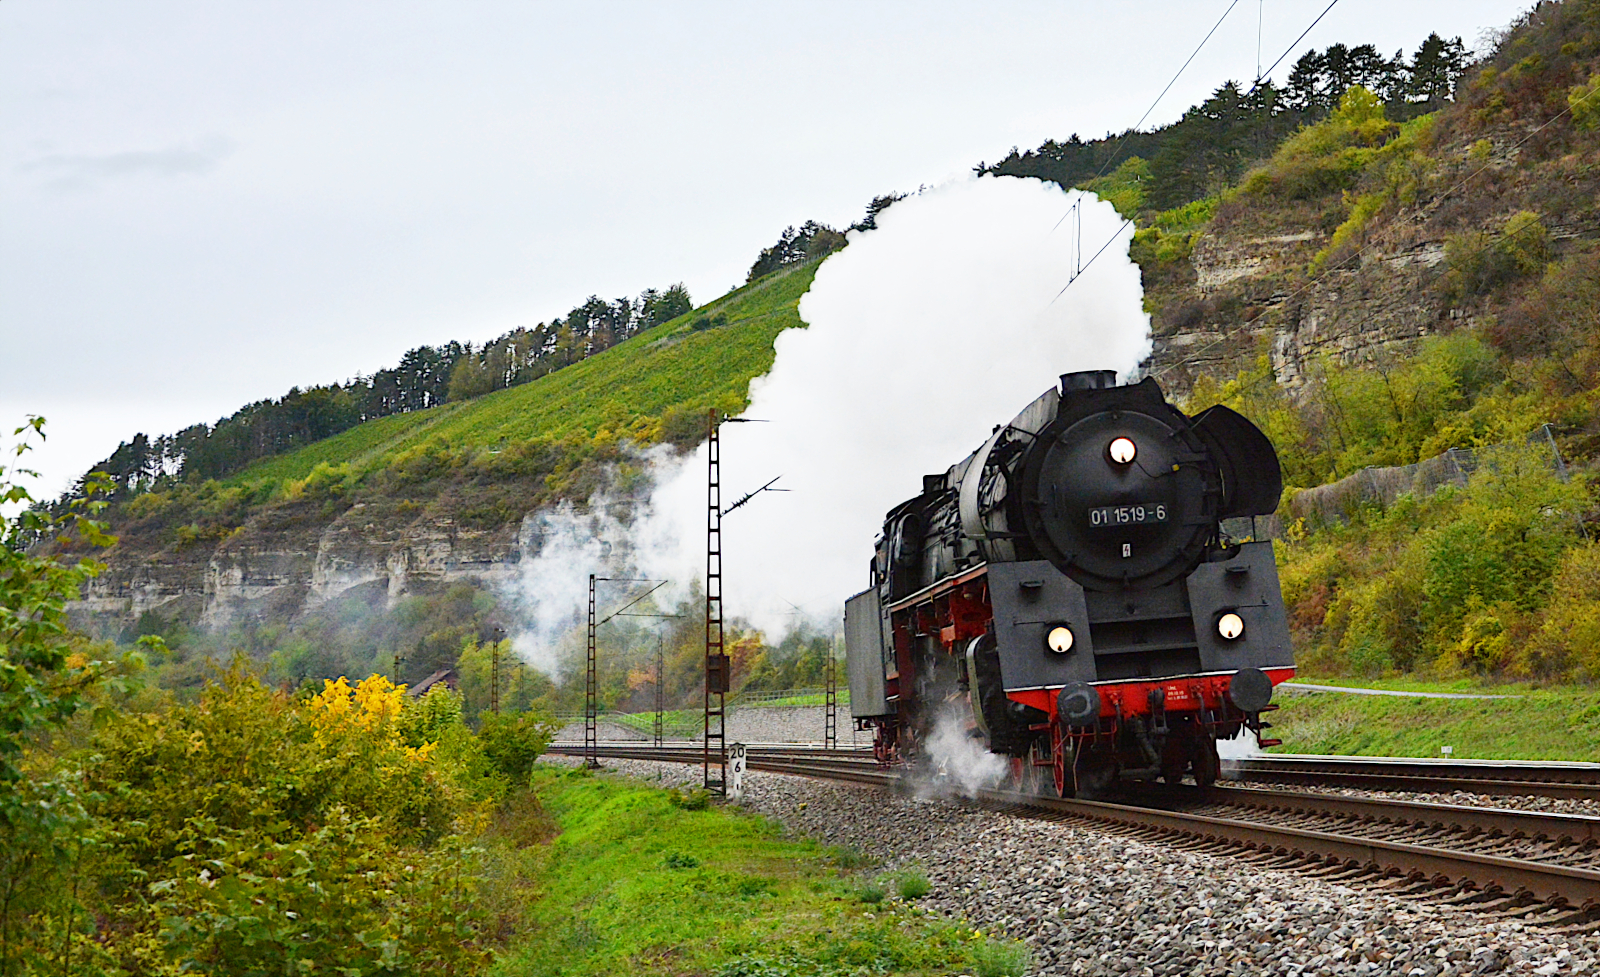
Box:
495, 765, 1027, 977
1268, 674, 1600, 761
229, 260, 822, 490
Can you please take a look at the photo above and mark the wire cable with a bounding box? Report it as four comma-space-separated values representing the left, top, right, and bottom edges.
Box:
598, 580, 668, 626
1085, 0, 1244, 186
1250, 0, 1340, 95
1053, 0, 1344, 299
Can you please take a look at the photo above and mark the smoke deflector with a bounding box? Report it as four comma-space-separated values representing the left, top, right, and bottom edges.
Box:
1189, 405, 1283, 518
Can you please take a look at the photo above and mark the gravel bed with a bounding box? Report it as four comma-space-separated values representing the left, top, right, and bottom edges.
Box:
546, 755, 1600, 976
1228, 782, 1600, 818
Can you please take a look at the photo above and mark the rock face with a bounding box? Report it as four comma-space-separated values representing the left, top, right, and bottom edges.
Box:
71, 496, 536, 638
1143, 220, 1451, 398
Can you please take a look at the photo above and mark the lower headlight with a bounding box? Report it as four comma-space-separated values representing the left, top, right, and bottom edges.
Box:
1217, 612, 1245, 641
1046, 625, 1075, 654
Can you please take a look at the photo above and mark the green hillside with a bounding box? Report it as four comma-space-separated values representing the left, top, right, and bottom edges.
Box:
89, 259, 825, 692
229, 261, 819, 488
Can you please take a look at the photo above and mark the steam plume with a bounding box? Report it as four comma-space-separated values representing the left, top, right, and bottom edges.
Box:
508, 175, 1151, 673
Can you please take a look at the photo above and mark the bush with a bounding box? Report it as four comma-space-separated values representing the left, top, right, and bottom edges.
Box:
1234, 86, 1396, 203
151, 815, 489, 975
1081, 156, 1150, 217
856, 882, 885, 904
58, 667, 491, 972
287, 460, 357, 500
476, 710, 557, 784
1492, 247, 1600, 392
1570, 74, 1600, 130
896, 871, 931, 900
1529, 541, 1600, 678
401, 683, 467, 747
0, 429, 123, 972
667, 787, 712, 810
970, 937, 1033, 977
689, 312, 729, 332
1444, 210, 1551, 299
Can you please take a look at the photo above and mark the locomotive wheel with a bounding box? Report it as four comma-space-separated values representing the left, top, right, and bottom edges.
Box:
1192, 731, 1220, 788
1007, 756, 1028, 792
1072, 743, 1118, 799
1052, 727, 1073, 798
1160, 717, 1220, 784
1012, 751, 1054, 796
873, 724, 900, 766
1159, 725, 1191, 785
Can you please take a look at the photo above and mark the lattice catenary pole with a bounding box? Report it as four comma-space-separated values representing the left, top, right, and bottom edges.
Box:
490, 637, 501, 715
824, 635, 838, 750
655, 633, 665, 748
585, 574, 599, 768
704, 410, 728, 793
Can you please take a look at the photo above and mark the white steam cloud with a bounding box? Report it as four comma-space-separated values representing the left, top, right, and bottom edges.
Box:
919, 703, 1012, 797
507, 175, 1151, 675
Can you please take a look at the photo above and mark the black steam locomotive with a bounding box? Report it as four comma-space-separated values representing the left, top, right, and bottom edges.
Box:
844, 370, 1294, 796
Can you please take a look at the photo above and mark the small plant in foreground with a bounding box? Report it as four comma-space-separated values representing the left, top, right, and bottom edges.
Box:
667, 786, 711, 810
663, 851, 700, 869
971, 936, 1033, 977
896, 870, 931, 900
856, 882, 885, 904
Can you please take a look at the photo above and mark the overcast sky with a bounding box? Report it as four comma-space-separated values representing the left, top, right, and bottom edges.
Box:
1, 0, 1531, 498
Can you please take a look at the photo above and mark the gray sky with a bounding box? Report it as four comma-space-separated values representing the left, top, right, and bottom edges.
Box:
1, 0, 1530, 498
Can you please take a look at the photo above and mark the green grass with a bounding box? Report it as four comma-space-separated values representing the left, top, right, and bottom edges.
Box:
493, 764, 1012, 976
1287, 671, 1543, 695
1268, 685, 1600, 761
731, 690, 851, 708
228, 262, 821, 488
601, 709, 701, 739
226, 402, 467, 485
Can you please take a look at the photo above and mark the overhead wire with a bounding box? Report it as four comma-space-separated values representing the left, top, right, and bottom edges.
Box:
1250, 0, 1339, 95
1256, 0, 1264, 86
1048, 0, 1244, 247
1089, 0, 1244, 185
598, 580, 668, 626
1052, 0, 1344, 302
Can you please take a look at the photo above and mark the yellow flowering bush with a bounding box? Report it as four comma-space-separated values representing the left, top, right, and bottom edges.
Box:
62, 664, 484, 974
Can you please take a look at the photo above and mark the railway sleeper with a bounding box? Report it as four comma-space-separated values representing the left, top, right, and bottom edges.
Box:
1543, 914, 1600, 935
1437, 886, 1504, 906
1477, 893, 1546, 919
1525, 904, 1594, 927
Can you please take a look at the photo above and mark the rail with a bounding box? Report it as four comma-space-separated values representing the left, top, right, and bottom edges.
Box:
1225, 753, 1600, 800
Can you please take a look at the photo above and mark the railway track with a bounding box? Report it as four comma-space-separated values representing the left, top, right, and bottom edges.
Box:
1225, 754, 1600, 800
547, 742, 1600, 928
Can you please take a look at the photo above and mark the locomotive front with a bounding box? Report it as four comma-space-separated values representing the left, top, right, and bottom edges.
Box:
844, 370, 1294, 796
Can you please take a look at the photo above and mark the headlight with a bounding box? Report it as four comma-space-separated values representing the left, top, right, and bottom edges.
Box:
1046, 625, 1075, 654
1217, 612, 1245, 641
1108, 437, 1137, 464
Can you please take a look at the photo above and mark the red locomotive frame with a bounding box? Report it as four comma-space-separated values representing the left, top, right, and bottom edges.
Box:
864, 563, 1294, 795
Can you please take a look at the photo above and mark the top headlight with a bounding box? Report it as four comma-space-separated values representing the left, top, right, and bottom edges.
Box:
1217, 612, 1245, 641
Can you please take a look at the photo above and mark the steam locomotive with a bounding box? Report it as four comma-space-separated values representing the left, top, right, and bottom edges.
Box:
844, 370, 1294, 796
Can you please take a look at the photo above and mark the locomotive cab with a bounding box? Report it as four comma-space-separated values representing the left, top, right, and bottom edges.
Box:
846, 370, 1295, 797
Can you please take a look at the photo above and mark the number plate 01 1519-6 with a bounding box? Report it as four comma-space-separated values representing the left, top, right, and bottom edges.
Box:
1087, 503, 1167, 527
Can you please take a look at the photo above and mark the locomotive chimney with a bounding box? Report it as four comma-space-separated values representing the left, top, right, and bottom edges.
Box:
1059, 370, 1118, 393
